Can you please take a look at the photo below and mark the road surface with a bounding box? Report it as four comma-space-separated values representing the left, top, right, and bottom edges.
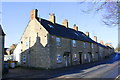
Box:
3, 53, 120, 80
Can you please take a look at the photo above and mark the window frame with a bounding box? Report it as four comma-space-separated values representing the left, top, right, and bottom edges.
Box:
83, 42, 86, 48
72, 40, 76, 47
91, 43, 94, 48
56, 37, 61, 46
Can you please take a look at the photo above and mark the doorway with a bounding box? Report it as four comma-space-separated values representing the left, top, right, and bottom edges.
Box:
79, 52, 82, 64
88, 52, 92, 63
63, 52, 71, 67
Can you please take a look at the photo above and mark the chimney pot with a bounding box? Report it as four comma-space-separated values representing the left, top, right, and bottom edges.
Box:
73, 24, 78, 31
93, 36, 97, 42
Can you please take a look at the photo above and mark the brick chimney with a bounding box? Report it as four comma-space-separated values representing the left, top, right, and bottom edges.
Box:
100, 40, 104, 45
86, 32, 89, 37
93, 36, 97, 42
73, 24, 78, 31
49, 13, 55, 23
62, 19, 68, 28
30, 9, 38, 20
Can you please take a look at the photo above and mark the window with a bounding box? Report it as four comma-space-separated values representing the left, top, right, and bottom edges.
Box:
83, 42, 86, 48
73, 54, 77, 61
92, 54, 94, 58
91, 43, 94, 48
72, 40, 76, 47
26, 42, 28, 47
84, 54, 87, 60
56, 54, 62, 63
56, 37, 61, 46
74, 32, 79, 36
22, 55, 26, 63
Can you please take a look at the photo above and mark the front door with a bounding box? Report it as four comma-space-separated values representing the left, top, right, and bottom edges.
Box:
63, 52, 71, 67
79, 52, 82, 64
88, 52, 92, 63
65, 56, 69, 67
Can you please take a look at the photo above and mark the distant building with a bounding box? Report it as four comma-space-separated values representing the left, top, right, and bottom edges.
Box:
0, 25, 5, 75
14, 9, 114, 69
13, 42, 21, 65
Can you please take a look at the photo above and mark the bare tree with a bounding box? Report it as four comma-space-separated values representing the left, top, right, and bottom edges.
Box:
79, 0, 119, 27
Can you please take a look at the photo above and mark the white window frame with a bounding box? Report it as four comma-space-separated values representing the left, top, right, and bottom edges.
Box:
56, 37, 61, 46
72, 40, 76, 47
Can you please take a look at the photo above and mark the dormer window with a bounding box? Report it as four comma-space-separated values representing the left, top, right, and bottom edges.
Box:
72, 40, 76, 47
48, 24, 54, 28
74, 32, 79, 36
56, 37, 61, 46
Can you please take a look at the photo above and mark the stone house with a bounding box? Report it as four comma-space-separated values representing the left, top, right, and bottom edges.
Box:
0, 25, 5, 76
14, 9, 114, 69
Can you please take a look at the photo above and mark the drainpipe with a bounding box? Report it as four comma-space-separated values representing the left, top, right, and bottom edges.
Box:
70, 39, 72, 66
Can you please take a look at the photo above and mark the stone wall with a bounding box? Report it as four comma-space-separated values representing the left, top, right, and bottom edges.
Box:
21, 19, 51, 69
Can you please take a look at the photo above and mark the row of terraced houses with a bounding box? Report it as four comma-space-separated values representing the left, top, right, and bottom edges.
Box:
13, 9, 114, 69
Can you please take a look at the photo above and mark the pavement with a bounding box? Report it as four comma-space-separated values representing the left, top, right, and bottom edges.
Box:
2, 53, 120, 80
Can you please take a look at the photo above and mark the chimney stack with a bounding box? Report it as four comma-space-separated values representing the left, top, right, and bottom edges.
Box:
100, 40, 104, 45
86, 32, 89, 37
73, 24, 78, 31
30, 9, 38, 20
62, 19, 68, 28
105, 43, 112, 47
49, 13, 55, 23
93, 36, 97, 42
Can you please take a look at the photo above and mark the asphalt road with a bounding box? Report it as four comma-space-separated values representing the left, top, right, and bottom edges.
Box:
52, 53, 120, 80
3, 53, 120, 80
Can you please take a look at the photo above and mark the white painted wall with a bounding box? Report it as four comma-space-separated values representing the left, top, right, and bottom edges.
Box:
13, 42, 21, 65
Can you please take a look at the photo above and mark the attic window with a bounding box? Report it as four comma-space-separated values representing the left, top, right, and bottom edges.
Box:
74, 32, 79, 36
82, 34, 86, 37
48, 24, 54, 28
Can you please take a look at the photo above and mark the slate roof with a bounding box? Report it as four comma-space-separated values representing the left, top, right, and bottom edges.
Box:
97, 43, 107, 48
40, 18, 96, 43
39, 18, 107, 48
0, 25, 5, 36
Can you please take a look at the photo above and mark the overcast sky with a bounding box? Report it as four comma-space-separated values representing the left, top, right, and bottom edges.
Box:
2, 2, 118, 48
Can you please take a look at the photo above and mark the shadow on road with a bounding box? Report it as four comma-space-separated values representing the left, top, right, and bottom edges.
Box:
3, 53, 120, 79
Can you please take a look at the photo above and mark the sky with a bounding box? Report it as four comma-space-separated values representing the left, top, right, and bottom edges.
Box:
1, 2, 118, 48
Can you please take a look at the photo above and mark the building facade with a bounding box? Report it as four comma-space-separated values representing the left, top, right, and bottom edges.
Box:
0, 25, 5, 77
14, 9, 114, 69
